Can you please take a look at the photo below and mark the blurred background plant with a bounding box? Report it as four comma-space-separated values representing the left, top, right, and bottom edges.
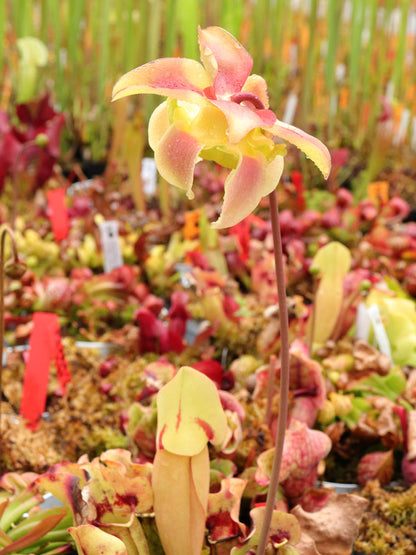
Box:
0, 0, 415, 199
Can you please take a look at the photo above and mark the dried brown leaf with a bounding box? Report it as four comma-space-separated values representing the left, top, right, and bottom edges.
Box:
353, 340, 391, 375
291, 493, 368, 555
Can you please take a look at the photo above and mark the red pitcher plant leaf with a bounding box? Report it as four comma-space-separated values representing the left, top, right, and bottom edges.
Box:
357, 450, 395, 487
0, 472, 39, 493
207, 478, 248, 538
231, 505, 301, 554
216, 409, 243, 456
299, 486, 334, 513
112, 26, 330, 229
68, 524, 128, 555
35, 462, 88, 522
81, 453, 153, 525
256, 420, 332, 502
406, 410, 416, 460
289, 340, 326, 427
206, 478, 248, 552
191, 359, 225, 388
126, 402, 157, 458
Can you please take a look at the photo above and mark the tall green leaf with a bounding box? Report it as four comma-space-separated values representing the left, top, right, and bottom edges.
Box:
220, 0, 243, 39
177, 0, 199, 59
392, 0, 411, 99
348, 0, 365, 111
0, 0, 5, 76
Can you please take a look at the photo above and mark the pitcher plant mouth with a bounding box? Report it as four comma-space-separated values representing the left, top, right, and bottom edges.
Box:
112, 25, 331, 229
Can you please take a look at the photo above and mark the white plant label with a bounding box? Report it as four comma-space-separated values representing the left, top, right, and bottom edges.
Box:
393, 108, 410, 146
355, 302, 371, 341
367, 304, 392, 361
99, 220, 123, 274
141, 157, 158, 195
283, 92, 298, 125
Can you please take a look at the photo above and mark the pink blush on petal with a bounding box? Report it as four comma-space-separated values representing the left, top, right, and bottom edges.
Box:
155, 125, 202, 196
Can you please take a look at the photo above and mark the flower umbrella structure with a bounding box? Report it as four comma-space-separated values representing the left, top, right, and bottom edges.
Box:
112, 26, 330, 228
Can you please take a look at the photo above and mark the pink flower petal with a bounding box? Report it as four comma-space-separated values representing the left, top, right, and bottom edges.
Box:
269, 119, 331, 178
198, 26, 253, 97
212, 154, 284, 229
154, 122, 202, 198
210, 98, 276, 144
112, 58, 210, 103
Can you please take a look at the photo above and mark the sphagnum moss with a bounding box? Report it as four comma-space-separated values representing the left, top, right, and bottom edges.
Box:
354, 480, 416, 555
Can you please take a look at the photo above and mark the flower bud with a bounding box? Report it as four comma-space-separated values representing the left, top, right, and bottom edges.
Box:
4, 258, 27, 279
35, 132, 49, 147
317, 399, 336, 425
329, 392, 353, 417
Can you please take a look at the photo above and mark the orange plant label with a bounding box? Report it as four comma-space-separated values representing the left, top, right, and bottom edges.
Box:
184, 209, 201, 240
367, 181, 389, 204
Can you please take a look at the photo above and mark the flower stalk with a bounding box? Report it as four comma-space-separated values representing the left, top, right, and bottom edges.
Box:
111, 26, 330, 551
0, 225, 26, 475
256, 189, 291, 554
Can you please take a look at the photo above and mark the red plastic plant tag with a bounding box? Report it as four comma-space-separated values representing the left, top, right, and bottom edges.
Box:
291, 170, 305, 211
20, 312, 70, 429
47, 188, 69, 240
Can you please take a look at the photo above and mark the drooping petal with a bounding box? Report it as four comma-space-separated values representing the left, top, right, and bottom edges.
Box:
198, 26, 253, 97
148, 101, 170, 151
242, 74, 270, 109
212, 154, 284, 229
153, 121, 203, 199
112, 58, 210, 103
269, 119, 331, 178
210, 99, 276, 144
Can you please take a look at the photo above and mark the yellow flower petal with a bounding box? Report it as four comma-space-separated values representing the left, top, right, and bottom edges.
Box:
242, 74, 270, 109
198, 26, 253, 96
269, 119, 331, 178
153, 122, 202, 199
212, 153, 284, 229
210, 98, 276, 144
112, 58, 210, 103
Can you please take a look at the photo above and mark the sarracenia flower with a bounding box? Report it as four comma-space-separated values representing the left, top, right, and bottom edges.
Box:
112, 26, 330, 228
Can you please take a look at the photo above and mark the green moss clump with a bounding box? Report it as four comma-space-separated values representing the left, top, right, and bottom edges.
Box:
354, 480, 416, 555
